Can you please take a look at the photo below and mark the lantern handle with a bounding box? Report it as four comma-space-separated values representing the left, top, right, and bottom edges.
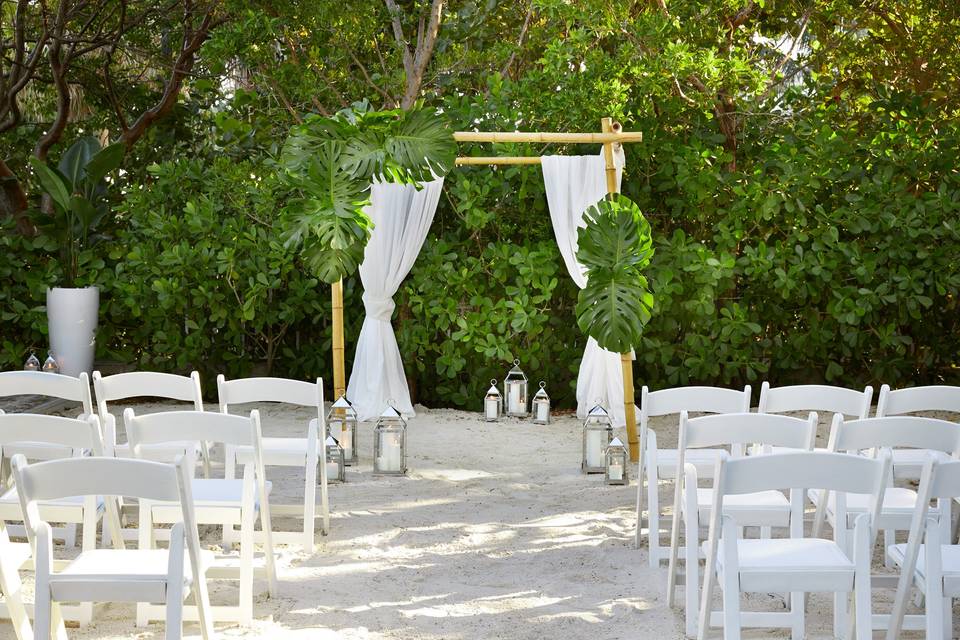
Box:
539, 381, 546, 389
513, 358, 520, 366
490, 378, 497, 386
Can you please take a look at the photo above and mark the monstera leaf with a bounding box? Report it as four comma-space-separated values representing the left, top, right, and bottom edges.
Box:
278, 105, 454, 283
575, 194, 655, 353
279, 143, 372, 284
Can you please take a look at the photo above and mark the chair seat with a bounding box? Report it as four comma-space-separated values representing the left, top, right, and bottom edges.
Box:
149, 479, 271, 523
708, 538, 854, 592
888, 543, 960, 595
809, 486, 922, 528
235, 438, 314, 466
3, 541, 32, 569
49, 548, 214, 602
687, 489, 791, 527
649, 439, 724, 478
0, 487, 104, 520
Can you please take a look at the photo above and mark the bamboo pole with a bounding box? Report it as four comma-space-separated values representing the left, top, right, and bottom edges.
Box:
600, 118, 639, 462
453, 130, 642, 144
455, 156, 542, 165
331, 279, 346, 400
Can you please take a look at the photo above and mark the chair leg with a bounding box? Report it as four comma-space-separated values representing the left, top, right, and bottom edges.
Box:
195, 568, 215, 640
63, 524, 77, 548
853, 517, 871, 640
926, 587, 944, 640
304, 463, 318, 548
634, 469, 644, 550
834, 591, 848, 639
647, 458, 660, 567
883, 529, 895, 568
721, 573, 741, 640
165, 580, 184, 640
790, 591, 804, 640
941, 596, 951, 639
0, 552, 31, 640
240, 501, 255, 626
684, 512, 699, 638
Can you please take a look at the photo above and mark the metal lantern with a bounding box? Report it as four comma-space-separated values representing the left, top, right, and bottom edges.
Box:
532, 381, 550, 424
41, 352, 59, 374
373, 404, 407, 475
327, 394, 359, 465
484, 379, 502, 422
581, 403, 613, 474
503, 359, 528, 416
24, 352, 40, 372
605, 437, 628, 485
323, 435, 346, 483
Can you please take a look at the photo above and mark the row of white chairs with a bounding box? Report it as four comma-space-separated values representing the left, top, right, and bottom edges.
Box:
0, 369, 329, 551
0, 369, 337, 637
637, 382, 960, 566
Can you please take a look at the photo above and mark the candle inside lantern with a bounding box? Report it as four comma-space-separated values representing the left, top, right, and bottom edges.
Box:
325, 461, 341, 482
339, 423, 353, 460
608, 461, 623, 481
508, 383, 521, 414
380, 433, 402, 472
587, 429, 605, 468
485, 397, 499, 420
536, 400, 549, 422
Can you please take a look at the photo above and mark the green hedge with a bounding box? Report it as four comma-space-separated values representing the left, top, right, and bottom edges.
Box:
3, 99, 958, 404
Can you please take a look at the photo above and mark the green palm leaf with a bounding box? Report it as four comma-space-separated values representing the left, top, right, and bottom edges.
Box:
575, 194, 655, 353
382, 108, 456, 182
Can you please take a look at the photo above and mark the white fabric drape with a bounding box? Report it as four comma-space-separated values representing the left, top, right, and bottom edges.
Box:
347, 178, 444, 421
542, 150, 631, 427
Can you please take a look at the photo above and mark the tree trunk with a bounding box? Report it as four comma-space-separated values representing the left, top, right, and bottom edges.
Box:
0, 158, 34, 235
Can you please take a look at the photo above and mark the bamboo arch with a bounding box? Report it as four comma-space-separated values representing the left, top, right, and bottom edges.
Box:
328, 117, 643, 461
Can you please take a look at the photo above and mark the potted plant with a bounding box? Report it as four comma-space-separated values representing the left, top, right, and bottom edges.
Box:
30, 136, 124, 376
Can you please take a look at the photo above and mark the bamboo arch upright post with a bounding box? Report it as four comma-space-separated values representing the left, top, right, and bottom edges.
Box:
600, 118, 639, 462
331, 279, 346, 400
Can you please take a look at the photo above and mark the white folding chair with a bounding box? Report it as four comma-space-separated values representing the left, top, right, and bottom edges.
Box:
0, 413, 111, 625
126, 409, 277, 626
12, 455, 214, 640
699, 451, 890, 640
217, 375, 327, 549
813, 414, 960, 618
635, 385, 751, 565
0, 518, 31, 640
0, 371, 94, 460
876, 384, 960, 478
92, 370, 210, 476
888, 454, 960, 640
666, 411, 817, 637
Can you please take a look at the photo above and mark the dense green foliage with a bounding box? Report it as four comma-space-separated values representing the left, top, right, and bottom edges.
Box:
2, 0, 958, 404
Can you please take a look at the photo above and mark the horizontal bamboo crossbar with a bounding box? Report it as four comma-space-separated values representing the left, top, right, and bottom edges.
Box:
455, 156, 542, 165
453, 131, 642, 144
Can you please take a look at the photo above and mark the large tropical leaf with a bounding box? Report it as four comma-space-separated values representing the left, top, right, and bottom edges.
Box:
381, 107, 456, 182
29, 158, 71, 212
57, 136, 100, 189
84, 142, 125, 186
575, 194, 655, 353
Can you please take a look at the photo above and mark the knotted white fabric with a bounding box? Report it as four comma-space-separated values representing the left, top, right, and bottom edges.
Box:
542, 149, 631, 427
347, 178, 444, 421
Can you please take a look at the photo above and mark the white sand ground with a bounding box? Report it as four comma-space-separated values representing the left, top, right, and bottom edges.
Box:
2, 402, 945, 639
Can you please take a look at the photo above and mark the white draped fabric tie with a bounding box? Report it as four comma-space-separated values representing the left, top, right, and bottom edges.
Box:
541, 150, 633, 427
347, 178, 444, 421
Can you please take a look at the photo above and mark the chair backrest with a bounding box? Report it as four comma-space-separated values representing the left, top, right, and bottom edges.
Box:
125, 409, 260, 452
217, 375, 321, 411
0, 371, 93, 416
720, 450, 890, 497
640, 385, 751, 426
92, 370, 203, 418
876, 384, 960, 418
11, 455, 203, 570
758, 382, 872, 419
829, 415, 960, 456
680, 411, 818, 452
0, 413, 103, 455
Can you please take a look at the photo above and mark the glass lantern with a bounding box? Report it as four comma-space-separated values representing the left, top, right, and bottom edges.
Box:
605, 437, 628, 485
581, 403, 613, 474
324, 435, 346, 483
327, 394, 359, 466
24, 352, 40, 372
503, 359, 528, 416
373, 404, 407, 475
484, 379, 502, 422
532, 381, 550, 424
42, 352, 59, 374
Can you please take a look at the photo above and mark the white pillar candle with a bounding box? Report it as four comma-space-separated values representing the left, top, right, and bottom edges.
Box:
587, 430, 606, 468
508, 383, 521, 413
381, 434, 402, 472
536, 401, 549, 422
485, 398, 499, 420
608, 461, 623, 481
340, 424, 353, 459
325, 462, 341, 482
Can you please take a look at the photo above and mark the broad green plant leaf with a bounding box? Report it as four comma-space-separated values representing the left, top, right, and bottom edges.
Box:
85, 142, 125, 186
575, 194, 655, 353
382, 107, 456, 182
29, 159, 71, 212
57, 136, 100, 188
